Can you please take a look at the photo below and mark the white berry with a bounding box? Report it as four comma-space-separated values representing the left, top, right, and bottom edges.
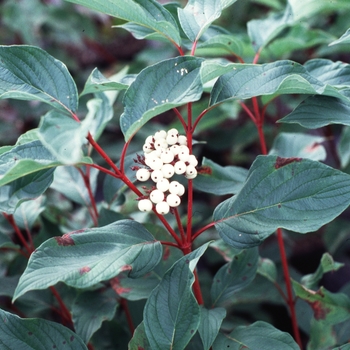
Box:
174, 161, 186, 174
178, 135, 187, 145
150, 189, 165, 204
143, 143, 153, 153
160, 150, 174, 164
154, 130, 167, 140
161, 164, 175, 178
169, 145, 180, 155
186, 165, 197, 179
145, 135, 154, 144
167, 128, 178, 136
136, 168, 151, 181
138, 199, 153, 212
166, 194, 181, 207
188, 154, 198, 167
157, 178, 170, 192
154, 139, 168, 149
169, 181, 181, 195
178, 152, 190, 162
151, 170, 163, 182
166, 134, 178, 145
156, 201, 170, 215
177, 184, 185, 196
148, 157, 163, 170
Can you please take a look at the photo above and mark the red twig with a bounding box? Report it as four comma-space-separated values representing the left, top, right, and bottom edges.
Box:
120, 298, 135, 334
174, 208, 186, 243
76, 166, 99, 226
239, 101, 257, 124
276, 228, 302, 348
49, 286, 73, 326
3, 213, 32, 257
173, 108, 187, 131
192, 269, 204, 305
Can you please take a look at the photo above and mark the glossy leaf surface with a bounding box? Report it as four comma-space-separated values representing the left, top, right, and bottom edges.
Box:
38, 110, 91, 164
144, 243, 210, 350
80, 67, 133, 96
209, 60, 346, 107
13, 220, 162, 301
0, 308, 87, 349
211, 247, 259, 306
269, 132, 326, 161
178, 0, 237, 42
214, 155, 350, 248
301, 253, 344, 290
72, 289, 117, 343
212, 321, 299, 349
198, 307, 226, 350
64, 0, 181, 45
194, 157, 248, 195
0, 45, 78, 113
120, 56, 204, 141
280, 95, 350, 128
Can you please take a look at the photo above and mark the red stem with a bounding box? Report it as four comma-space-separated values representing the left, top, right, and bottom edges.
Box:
173, 108, 187, 131
120, 139, 131, 175
174, 209, 186, 243
120, 298, 135, 334
239, 102, 257, 124
3, 213, 32, 257
192, 269, 204, 305
192, 221, 216, 241
191, 108, 211, 132
276, 228, 302, 348
49, 286, 73, 326
76, 167, 99, 226
251, 97, 302, 347
191, 40, 198, 56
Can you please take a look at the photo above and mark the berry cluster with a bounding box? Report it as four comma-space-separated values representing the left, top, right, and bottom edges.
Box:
135, 129, 198, 215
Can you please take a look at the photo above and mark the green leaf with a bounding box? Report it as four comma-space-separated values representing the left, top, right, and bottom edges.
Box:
332, 344, 350, 350
80, 67, 133, 96
0, 169, 54, 214
50, 166, 98, 206
128, 322, 151, 350
144, 243, 210, 350
85, 92, 115, 141
198, 307, 226, 350
0, 140, 58, 186
212, 321, 299, 349
213, 155, 350, 249
269, 132, 326, 161
338, 126, 350, 168
13, 196, 45, 230
0, 45, 78, 113
247, 4, 293, 52
193, 157, 248, 195
178, 0, 237, 43
72, 289, 118, 343
196, 34, 243, 57
0, 308, 87, 349
301, 253, 344, 290
38, 110, 91, 164
292, 281, 350, 349
329, 28, 350, 46
305, 59, 350, 87
209, 60, 346, 107
257, 257, 277, 283
64, 0, 181, 46
211, 247, 259, 306
120, 56, 204, 141
13, 220, 162, 301
279, 95, 350, 128
288, 0, 350, 22
292, 281, 350, 325
268, 24, 334, 59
